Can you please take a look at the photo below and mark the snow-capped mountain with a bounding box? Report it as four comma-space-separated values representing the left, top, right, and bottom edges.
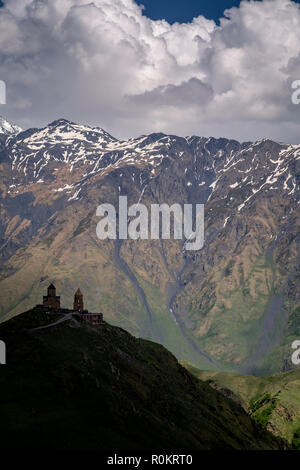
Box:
0, 116, 22, 135
3, 118, 299, 209
0, 118, 299, 375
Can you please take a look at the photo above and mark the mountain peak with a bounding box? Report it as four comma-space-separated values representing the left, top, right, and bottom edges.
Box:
48, 118, 75, 127
45, 118, 117, 141
0, 116, 22, 135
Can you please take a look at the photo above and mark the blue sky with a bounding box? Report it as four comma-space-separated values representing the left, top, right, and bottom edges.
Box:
136, 0, 257, 23
136, 0, 299, 23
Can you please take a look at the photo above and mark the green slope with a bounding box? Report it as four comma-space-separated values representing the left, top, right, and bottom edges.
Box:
0, 308, 286, 450
183, 362, 300, 448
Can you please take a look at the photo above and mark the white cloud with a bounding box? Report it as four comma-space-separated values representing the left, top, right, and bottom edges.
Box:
1, 0, 300, 142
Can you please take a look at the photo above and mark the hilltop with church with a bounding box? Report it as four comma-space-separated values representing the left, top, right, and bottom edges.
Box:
37, 283, 103, 326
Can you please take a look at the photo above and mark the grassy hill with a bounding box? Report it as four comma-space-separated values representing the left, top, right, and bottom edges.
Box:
0, 308, 287, 450
183, 362, 300, 449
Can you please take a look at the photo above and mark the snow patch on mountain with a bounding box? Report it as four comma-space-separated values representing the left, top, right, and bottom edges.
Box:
3, 119, 299, 213
0, 116, 22, 135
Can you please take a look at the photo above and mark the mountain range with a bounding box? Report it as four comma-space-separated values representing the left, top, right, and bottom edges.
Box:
0, 116, 299, 375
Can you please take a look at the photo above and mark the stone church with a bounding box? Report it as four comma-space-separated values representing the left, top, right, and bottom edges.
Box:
43, 283, 61, 309
40, 284, 103, 326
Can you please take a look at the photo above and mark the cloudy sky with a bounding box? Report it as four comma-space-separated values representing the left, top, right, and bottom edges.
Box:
1, 0, 300, 143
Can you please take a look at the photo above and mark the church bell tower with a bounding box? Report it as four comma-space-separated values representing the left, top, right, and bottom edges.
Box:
73, 288, 84, 312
